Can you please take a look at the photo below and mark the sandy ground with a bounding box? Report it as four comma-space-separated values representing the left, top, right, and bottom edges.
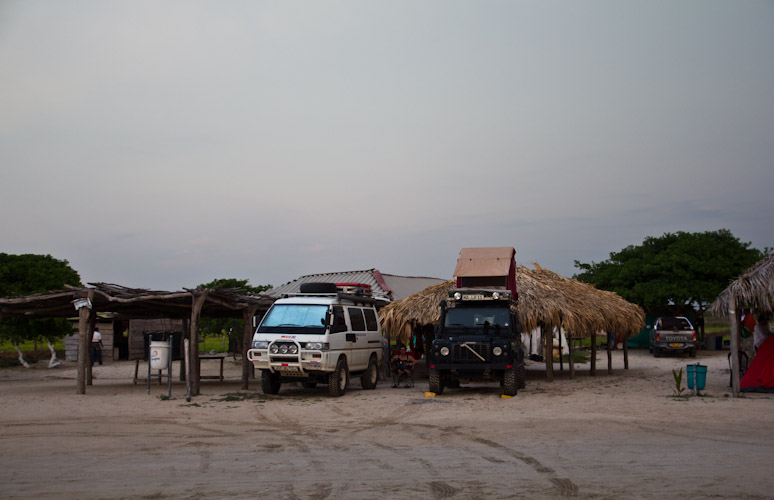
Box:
0, 349, 773, 500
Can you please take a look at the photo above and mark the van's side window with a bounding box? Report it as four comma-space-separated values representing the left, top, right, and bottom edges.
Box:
332, 306, 347, 333
363, 308, 378, 331
348, 307, 366, 331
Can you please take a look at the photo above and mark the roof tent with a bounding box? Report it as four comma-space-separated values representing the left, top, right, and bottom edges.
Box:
454, 247, 517, 295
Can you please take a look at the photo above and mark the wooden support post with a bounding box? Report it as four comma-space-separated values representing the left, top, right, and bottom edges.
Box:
544, 324, 553, 382
76, 290, 94, 395
729, 292, 740, 397
189, 290, 208, 396
623, 334, 629, 370
590, 332, 597, 377
86, 309, 96, 386
241, 305, 259, 390
568, 332, 575, 379
558, 328, 564, 372
180, 317, 189, 381
607, 333, 613, 375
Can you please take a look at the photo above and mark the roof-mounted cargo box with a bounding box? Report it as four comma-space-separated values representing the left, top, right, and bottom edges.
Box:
454, 247, 517, 299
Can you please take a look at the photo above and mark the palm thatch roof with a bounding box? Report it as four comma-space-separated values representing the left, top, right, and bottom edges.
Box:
0, 282, 274, 319
379, 264, 645, 343
710, 254, 774, 317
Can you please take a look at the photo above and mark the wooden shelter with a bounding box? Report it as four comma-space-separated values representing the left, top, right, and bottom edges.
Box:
709, 254, 774, 396
0, 283, 274, 396
379, 264, 645, 380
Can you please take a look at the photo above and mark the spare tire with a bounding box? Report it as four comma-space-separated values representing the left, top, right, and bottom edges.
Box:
300, 282, 338, 294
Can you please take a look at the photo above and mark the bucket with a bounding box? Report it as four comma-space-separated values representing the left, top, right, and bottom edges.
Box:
686, 364, 707, 391
150, 341, 170, 370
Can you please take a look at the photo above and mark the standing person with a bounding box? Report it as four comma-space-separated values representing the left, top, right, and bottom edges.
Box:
91, 327, 104, 366
753, 315, 771, 353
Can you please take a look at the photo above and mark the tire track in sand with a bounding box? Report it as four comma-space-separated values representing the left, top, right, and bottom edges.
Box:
474, 437, 579, 497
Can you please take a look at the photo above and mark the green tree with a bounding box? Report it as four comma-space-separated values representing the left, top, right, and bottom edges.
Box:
0, 253, 82, 345
197, 278, 271, 351
573, 230, 764, 320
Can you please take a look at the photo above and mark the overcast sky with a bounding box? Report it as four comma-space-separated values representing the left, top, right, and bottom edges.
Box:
1, 1, 772, 291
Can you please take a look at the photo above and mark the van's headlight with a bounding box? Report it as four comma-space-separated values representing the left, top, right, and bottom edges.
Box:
252, 341, 269, 349
303, 342, 329, 351
440, 346, 450, 356
269, 344, 279, 354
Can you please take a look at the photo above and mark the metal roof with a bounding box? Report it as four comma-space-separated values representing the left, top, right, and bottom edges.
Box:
266, 269, 445, 301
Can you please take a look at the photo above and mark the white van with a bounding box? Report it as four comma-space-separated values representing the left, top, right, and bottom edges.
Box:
247, 283, 385, 397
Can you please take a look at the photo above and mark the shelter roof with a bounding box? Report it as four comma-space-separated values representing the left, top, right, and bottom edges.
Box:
379, 264, 644, 343
0, 282, 274, 320
710, 254, 774, 316
454, 247, 515, 277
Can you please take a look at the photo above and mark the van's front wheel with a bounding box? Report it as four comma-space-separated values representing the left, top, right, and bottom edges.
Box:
328, 357, 349, 397
361, 355, 378, 390
261, 370, 281, 395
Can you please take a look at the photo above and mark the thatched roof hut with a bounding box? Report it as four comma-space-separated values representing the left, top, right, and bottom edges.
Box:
379, 264, 644, 344
708, 254, 774, 397
709, 254, 774, 316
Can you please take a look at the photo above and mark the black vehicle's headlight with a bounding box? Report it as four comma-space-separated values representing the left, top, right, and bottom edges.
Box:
493, 346, 503, 356
440, 346, 450, 356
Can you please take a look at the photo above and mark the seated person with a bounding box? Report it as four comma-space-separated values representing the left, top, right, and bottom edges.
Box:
391, 345, 416, 387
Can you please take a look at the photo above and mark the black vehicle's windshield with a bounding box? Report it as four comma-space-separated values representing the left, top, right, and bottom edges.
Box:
258, 304, 328, 334
444, 307, 510, 334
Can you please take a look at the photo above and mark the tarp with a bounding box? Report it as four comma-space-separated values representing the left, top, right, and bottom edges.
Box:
627, 314, 656, 348
454, 247, 515, 277
741, 335, 774, 393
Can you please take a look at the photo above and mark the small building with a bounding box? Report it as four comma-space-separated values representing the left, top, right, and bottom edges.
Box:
65, 318, 185, 362
65, 318, 119, 362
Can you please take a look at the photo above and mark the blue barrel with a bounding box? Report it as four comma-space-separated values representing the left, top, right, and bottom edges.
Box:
687, 364, 707, 391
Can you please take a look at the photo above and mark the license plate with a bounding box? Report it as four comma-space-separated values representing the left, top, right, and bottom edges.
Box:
462, 294, 484, 301
670, 343, 683, 348
279, 366, 302, 375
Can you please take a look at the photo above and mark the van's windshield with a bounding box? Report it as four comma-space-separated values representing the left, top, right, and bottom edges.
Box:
258, 304, 328, 335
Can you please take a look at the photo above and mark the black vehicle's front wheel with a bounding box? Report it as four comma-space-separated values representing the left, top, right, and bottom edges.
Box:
503, 366, 518, 396
429, 368, 444, 395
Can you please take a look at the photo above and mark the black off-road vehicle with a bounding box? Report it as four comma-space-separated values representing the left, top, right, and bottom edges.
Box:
428, 288, 525, 396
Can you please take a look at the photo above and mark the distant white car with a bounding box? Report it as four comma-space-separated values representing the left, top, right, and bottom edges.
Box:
247, 282, 385, 397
